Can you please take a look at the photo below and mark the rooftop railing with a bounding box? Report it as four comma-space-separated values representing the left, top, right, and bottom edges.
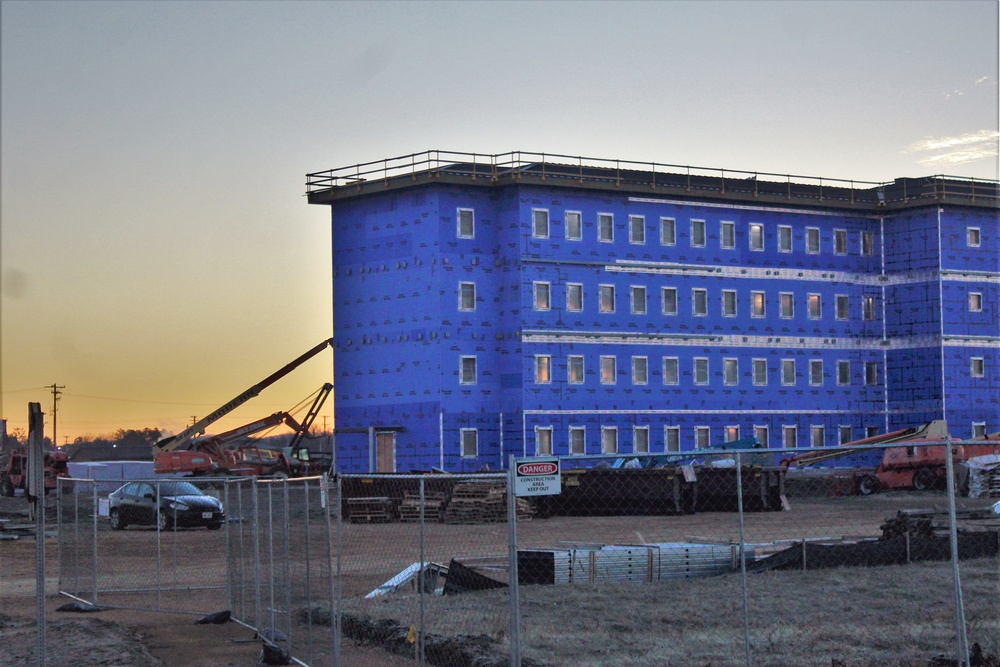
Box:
306, 150, 999, 207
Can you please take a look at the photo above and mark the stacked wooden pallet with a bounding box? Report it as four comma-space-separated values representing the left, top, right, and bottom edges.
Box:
398, 492, 448, 522
442, 483, 535, 524
347, 497, 395, 523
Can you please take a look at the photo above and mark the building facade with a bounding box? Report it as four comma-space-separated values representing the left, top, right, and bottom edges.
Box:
307, 152, 999, 473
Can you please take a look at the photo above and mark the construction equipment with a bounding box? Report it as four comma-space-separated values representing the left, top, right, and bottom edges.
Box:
154, 383, 333, 477
781, 421, 1000, 495
153, 338, 333, 455
0, 447, 69, 497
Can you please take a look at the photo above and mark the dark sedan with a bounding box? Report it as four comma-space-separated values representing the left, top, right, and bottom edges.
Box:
108, 480, 224, 530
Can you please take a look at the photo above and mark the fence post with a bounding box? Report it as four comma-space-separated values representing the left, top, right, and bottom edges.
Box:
418, 476, 427, 666
735, 452, 752, 667
92, 481, 99, 605
507, 456, 521, 666
944, 438, 969, 665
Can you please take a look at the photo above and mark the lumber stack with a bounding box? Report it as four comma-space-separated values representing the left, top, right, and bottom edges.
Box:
442, 482, 535, 524
347, 497, 395, 523
398, 492, 448, 523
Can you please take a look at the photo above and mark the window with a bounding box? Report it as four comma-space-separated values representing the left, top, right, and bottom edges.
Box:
783, 425, 797, 448
632, 356, 648, 385
839, 425, 853, 445
971, 357, 985, 378
660, 217, 676, 246
749, 223, 764, 251
751, 291, 766, 318
809, 359, 823, 386
570, 426, 586, 455
836, 294, 849, 320
969, 292, 983, 312
634, 426, 650, 453
690, 219, 706, 247
536, 427, 553, 455
695, 426, 711, 449
781, 359, 796, 385
534, 282, 550, 311
602, 427, 618, 454
600, 285, 615, 313
665, 426, 680, 452
532, 209, 549, 238
725, 426, 740, 442
862, 231, 875, 256
811, 425, 826, 448
598, 213, 614, 242
866, 426, 879, 438
724, 358, 738, 386
864, 361, 878, 385
460, 356, 477, 384
808, 294, 822, 319
754, 425, 769, 448
863, 296, 876, 321
692, 288, 708, 316
722, 290, 737, 317
459, 282, 476, 311
457, 208, 475, 238
780, 292, 794, 319
720, 221, 735, 249
662, 287, 678, 315
663, 357, 679, 385
568, 355, 584, 384
461, 429, 478, 457
753, 358, 767, 386
806, 227, 820, 254
973, 423, 987, 438
630, 215, 645, 244
567, 283, 583, 312
837, 360, 850, 386
834, 229, 847, 255
535, 355, 551, 384
565, 211, 582, 240
778, 225, 792, 252
694, 358, 709, 385
631, 286, 647, 314
967, 227, 981, 247
601, 356, 616, 384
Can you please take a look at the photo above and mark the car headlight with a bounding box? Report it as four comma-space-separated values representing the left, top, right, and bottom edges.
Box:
167, 501, 189, 511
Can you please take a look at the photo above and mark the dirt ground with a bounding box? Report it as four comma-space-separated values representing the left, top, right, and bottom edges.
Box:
2, 485, 998, 666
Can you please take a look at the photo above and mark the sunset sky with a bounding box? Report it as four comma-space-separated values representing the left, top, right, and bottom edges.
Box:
1, 1, 997, 445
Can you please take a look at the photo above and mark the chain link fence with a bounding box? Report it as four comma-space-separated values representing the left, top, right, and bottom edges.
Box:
54, 441, 1000, 666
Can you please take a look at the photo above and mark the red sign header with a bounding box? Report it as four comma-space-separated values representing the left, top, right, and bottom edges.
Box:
517, 462, 558, 476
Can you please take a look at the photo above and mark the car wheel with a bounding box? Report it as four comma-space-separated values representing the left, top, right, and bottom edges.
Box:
157, 510, 174, 532
0, 476, 14, 497
267, 466, 289, 480
206, 521, 222, 531
913, 468, 935, 491
110, 508, 126, 530
858, 474, 880, 496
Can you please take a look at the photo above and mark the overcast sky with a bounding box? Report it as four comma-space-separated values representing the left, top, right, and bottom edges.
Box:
1, 0, 997, 443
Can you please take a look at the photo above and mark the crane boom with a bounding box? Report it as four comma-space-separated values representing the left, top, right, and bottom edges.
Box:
153, 338, 333, 454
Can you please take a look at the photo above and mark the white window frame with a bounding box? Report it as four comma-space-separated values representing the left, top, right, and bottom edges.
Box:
754, 425, 769, 448
809, 359, 823, 386
532, 208, 550, 238
722, 289, 737, 317
632, 356, 649, 385
600, 355, 617, 385
533, 281, 551, 311
692, 288, 708, 316
749, 223, 764, 251
690, 219, 706, 248
694, 357, 709, 385
665, 426, 680, 452
695, 426, 711, 449
461, 428, 478, 458
720, 220, 735, 249
725, 425, 740, 442
535, 355, 552, 384
457, 208, 475, 238
598, 213, 614, 242
863, 296, 876, 321
663, 357, 679, 385
569, 426, 586, 455
567, 283, 583, 312
459, 282, 476, 311
862, 231, 875, 256
602, 426, 618, 454
834, 229, 848, 255
967, 227, 981, 247
837, 360, 850, 386
972, 422, 987, 438
808, 293, 821, 320
629, 215, 646, 244
865, 361, 878, 386
780, 292, 794, 319
535, 426, 553, 456
724, 358, 738, 386
565, 211, 583, 241
752, 358, 767, 386
751, 291, 766, 318
835, 294, 849, 320
460, 356, 477, 384
778, 225, 792, 253
783, 425, 797, 448
970, 357, 985, 378
839, 425, 853, 445
811, 425, 826, 448
633, 426, 650, 453
662, 286, 678, 315
630, 285, 647, 315
599, 284, 615, 313
781, 359, 796, 386
806, 227, 821, 254
568, 355, 584, 384
660, 217, 676, 246
969, 292, 982, 312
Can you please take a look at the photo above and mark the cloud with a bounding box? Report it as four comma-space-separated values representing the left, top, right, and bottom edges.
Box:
905, 130, 1000, 167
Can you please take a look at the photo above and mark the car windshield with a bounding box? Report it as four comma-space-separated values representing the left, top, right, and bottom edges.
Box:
156, 481, 204, 497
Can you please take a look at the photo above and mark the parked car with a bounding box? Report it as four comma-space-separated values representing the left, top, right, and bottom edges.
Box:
108, 480, 224, 530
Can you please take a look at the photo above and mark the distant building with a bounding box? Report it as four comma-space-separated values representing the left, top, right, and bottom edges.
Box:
306, 151, 999, 473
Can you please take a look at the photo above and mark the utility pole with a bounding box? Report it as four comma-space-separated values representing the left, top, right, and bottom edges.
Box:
190, 415, 198, 426
322, 415, 329, 433
47, 384, 65, 448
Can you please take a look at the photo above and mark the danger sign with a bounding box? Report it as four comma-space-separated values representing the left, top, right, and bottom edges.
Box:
513, 457, 561, 497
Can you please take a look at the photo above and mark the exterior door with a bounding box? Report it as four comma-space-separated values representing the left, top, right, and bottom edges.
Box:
376, 432, 395, 472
